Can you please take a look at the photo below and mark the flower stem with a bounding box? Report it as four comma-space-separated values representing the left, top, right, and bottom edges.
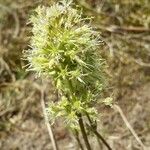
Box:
77, 114, 92, 150
86, 114, 112, 150
74, 129, 84, 150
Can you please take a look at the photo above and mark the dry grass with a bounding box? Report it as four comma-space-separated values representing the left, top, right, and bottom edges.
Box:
0, 0, 150, 149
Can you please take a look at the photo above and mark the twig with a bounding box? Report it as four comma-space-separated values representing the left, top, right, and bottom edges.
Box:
78, 114, 92, 150
113, 104, 147, 150
113, 26, 150, 33
95, 25, 150, 34
0, 107, 16, 117
40, 88, 59, 150
86, 114, 112, 150
133, 59, 150, 67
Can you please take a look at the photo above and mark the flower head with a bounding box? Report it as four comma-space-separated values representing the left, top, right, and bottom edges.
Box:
25, 0, 107, 127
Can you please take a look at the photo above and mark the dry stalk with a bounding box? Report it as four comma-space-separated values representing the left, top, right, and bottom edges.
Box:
113, 104, 147, 150
40, 87, 59, 150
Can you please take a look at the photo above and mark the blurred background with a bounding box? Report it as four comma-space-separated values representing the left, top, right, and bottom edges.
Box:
0, 0, 150, 149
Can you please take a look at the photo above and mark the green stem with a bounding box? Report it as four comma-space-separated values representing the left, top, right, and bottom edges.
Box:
92, 129, 112, 150
78, 114, 92, 150
74, 129, 84, 150
86, 114, 112, 150
96, 136, 103, 149
67, 80, 91, 150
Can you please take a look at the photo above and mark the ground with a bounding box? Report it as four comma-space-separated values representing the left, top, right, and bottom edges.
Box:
0, 0, 150, 150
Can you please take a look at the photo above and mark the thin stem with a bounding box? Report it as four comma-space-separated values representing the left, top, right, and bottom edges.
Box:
40, 88, 59, 150
78, 114, 92, 150
113, 104, 146, 150
96, 136, 103, 149
67, 80, 91, 150
86, 114, 112, 150
92, 129, 112, 150
74, 129, 84, 150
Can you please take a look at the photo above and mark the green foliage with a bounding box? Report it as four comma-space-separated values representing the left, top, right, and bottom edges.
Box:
25, 0, 107, 128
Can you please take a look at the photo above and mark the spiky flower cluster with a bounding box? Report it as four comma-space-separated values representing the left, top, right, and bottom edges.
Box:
26, 0, 106, 128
